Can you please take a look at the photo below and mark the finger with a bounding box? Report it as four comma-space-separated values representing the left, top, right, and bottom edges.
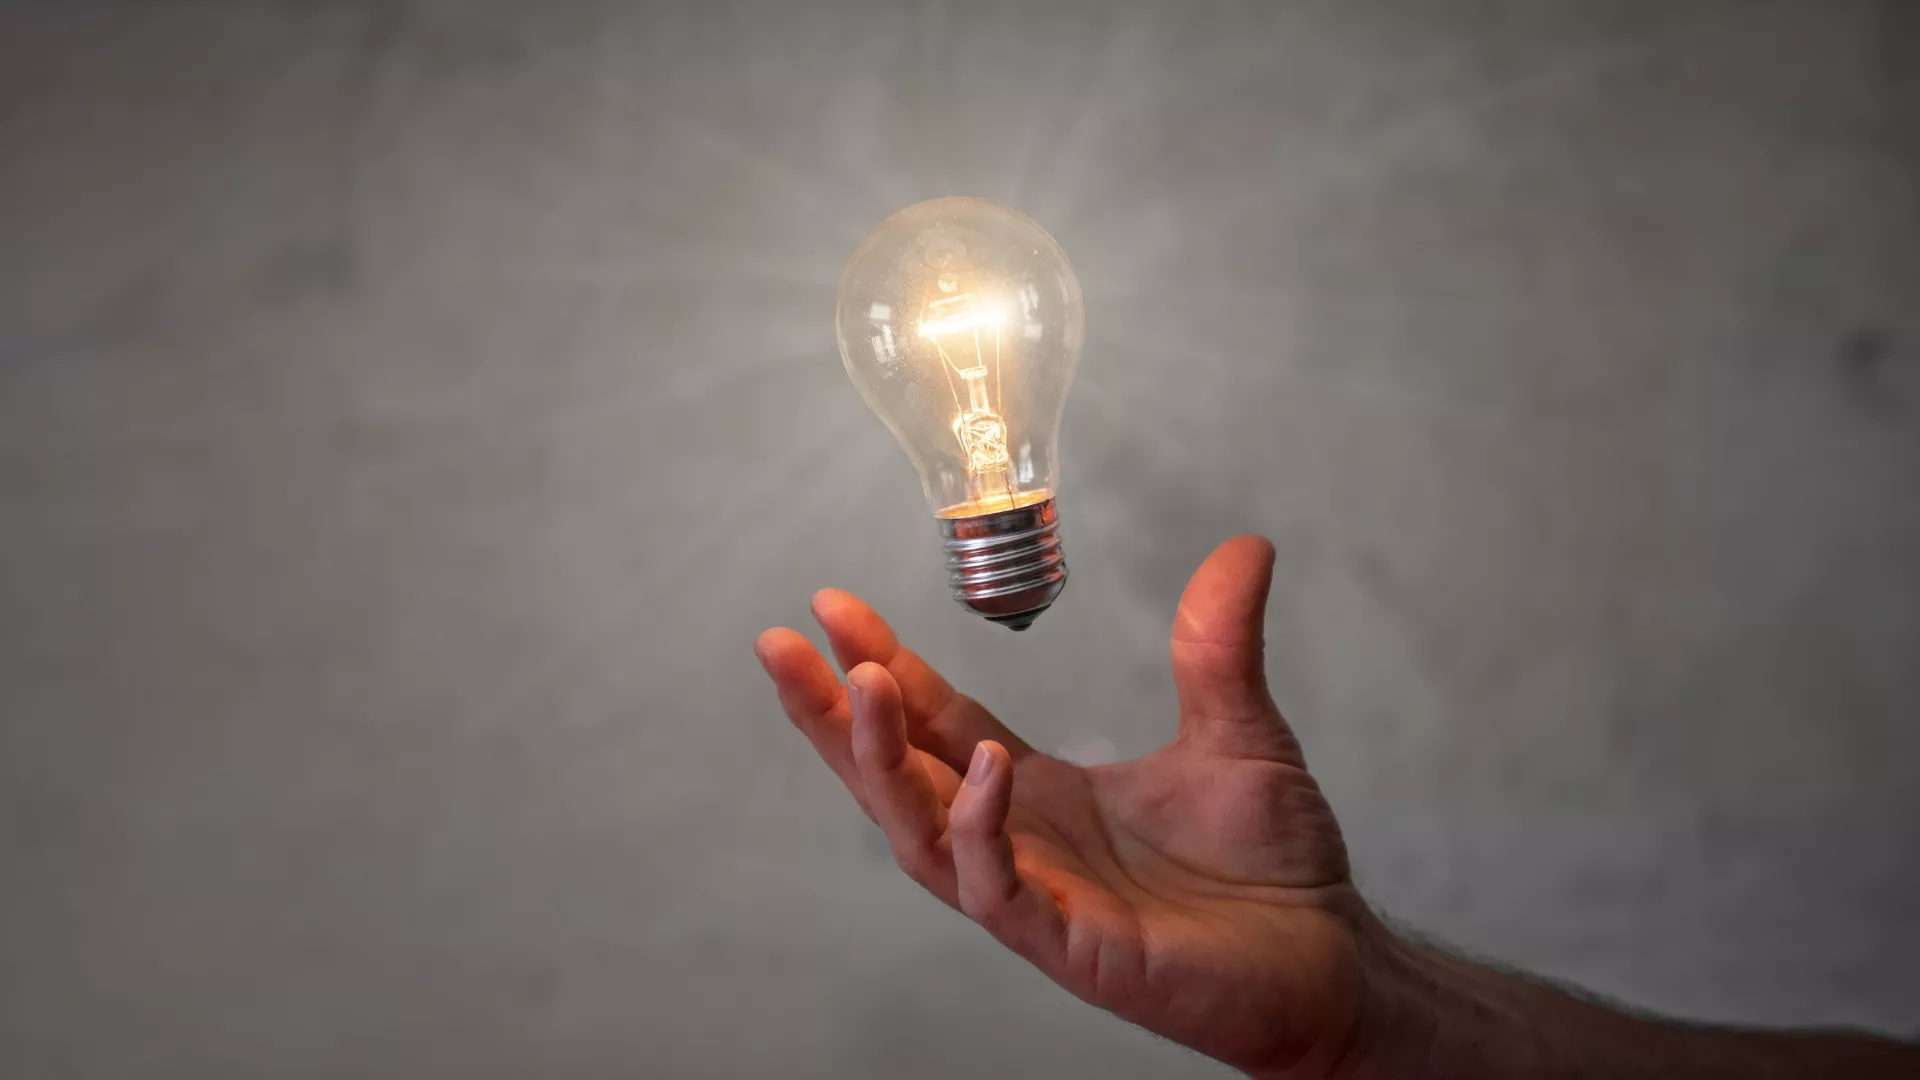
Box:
1168, 536, 1294, 755
949, 741, 1067, 964
848, 662, 956, 902
755, 627, 869, 813
813, 589, 1033, 769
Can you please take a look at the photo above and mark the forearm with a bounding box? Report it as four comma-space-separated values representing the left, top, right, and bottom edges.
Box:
1322, 916, 1919, 1080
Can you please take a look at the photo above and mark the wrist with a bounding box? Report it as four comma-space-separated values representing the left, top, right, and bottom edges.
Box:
1274, 913, 1920, 1080
1244, 908, 1444, 1080
1320, 916, 1692, 1080
1324, 913, 1446, 1080
1318, 913, 1589, 1080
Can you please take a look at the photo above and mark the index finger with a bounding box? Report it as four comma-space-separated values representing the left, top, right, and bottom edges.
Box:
811, 589, 1034, 770
754, 626, 869, 814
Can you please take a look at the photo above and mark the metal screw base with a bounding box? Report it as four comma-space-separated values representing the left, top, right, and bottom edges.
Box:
937, 498, 1067, 631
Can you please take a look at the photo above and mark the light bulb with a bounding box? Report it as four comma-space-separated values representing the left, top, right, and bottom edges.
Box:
835, 197, 1085, 631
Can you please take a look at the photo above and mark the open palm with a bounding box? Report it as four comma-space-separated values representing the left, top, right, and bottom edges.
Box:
757, 537, 1374, 1078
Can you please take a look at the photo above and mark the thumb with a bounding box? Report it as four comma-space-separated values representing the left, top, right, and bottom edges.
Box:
1169, 535, 1291, 753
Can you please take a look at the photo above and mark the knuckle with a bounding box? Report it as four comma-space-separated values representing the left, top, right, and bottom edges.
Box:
949, 805, 992, 838
970, 893, 1024, 941
960, 890, 1005, 930
890, 841, 938, 884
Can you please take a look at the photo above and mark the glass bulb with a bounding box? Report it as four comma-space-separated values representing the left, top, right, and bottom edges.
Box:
835, 197, 1085, 630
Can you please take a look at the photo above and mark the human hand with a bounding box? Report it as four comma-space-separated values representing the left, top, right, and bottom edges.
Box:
755, 537, 1378, 1078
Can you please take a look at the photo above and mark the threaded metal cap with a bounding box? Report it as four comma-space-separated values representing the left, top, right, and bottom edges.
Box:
936, 498, 1067, 630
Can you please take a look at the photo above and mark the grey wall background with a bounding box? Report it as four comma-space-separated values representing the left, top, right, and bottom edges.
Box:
3, 1, 1918, 1076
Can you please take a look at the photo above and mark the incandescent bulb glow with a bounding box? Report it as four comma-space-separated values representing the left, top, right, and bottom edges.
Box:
835, 197, 1085, 630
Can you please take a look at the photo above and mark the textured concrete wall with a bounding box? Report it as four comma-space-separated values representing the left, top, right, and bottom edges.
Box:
3, 1, 1917, 1076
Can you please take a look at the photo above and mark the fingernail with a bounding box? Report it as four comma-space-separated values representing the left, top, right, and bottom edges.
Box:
967, 743, 994, 786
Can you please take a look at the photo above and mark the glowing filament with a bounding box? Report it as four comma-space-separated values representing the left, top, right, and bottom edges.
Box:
954, 411, 1010, 472
919, 288, 1012, 498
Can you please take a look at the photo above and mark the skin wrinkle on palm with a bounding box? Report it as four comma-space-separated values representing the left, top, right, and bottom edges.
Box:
758, 537, 1920, 1079
3, 2, 1917, 1076
759, 537, 1377, 1073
